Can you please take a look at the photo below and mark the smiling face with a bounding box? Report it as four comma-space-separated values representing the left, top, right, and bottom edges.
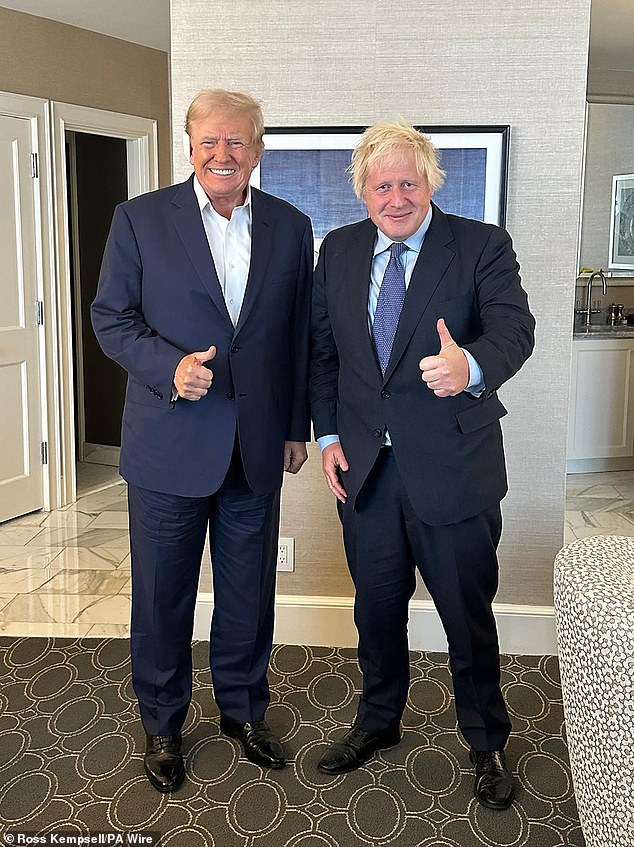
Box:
189, 109, 263, 217
363, 149, 433, 240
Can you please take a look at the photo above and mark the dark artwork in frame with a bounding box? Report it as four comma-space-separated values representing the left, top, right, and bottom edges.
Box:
609, 174, 634, 270
254, 126, 509, 241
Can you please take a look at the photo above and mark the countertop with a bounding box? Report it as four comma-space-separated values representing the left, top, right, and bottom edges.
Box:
573, 325, 634, 338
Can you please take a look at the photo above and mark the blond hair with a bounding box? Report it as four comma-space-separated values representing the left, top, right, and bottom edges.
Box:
350, 121, 445, 198
185, 89, 264, 147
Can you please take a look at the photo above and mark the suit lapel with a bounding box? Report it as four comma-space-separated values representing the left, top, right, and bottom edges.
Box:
383, 205, 455, 383
236, 188, 273, 331
344, 218, 381, 370
170, 175, 233, 327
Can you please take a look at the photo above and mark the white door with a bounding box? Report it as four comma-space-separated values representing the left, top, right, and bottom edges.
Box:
0, 113, 43, 522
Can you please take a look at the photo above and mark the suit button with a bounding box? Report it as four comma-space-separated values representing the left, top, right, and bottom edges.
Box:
226, 392, 235, 400
230, 345, 240, 354
381, 389, 391, 399
373, 428, 383, 438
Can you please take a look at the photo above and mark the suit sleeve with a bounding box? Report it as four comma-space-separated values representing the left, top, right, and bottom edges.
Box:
310, 235, 340, 439
462, 226, 535, 392
91, 204, 187, 402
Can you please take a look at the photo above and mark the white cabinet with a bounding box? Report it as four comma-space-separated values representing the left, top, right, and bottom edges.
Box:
567, 337, 634, 470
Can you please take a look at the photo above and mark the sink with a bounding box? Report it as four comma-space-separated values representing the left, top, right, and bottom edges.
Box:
574, 324, 634, 337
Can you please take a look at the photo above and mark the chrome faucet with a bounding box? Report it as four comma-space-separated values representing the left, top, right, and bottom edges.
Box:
583, 269, 607, 326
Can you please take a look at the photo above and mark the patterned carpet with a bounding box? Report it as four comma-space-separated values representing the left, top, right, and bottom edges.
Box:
0, 638, 584, 846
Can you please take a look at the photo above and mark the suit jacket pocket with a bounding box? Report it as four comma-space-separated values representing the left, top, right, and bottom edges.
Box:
455, 393, 507, 434
125, 378, 167, 408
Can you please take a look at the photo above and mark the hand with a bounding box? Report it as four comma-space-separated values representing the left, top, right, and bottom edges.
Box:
322, 442, 348, 503
174, 345, 216, 401
284, 441, 308, 474
419, 318, 469, 397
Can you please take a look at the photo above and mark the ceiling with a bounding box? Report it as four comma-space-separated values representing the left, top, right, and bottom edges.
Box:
0, 0, 633, 83
0, 0, 170, 51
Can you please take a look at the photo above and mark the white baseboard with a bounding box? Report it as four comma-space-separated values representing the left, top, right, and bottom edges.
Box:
193, 594, 557, 656
567, 456, 634, 473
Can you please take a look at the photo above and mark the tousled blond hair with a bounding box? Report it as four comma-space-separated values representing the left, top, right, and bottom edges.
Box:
350, 121, 445, 198
185, 89, 264, 148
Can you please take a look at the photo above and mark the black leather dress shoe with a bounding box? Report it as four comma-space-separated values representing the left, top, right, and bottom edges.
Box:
470, 749, 515, 810
318, 722, 401, 775
144, 733, 185, 793
220, 716, 286, 769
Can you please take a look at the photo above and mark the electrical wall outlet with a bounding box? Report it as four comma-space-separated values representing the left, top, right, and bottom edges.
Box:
277, 537, 294, 572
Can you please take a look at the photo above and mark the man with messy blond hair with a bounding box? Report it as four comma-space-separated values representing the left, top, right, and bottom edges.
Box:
311, 120, 534, 810
349, 119, 446, 198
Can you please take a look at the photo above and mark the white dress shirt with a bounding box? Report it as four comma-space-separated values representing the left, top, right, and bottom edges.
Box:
193, 176, 252, 325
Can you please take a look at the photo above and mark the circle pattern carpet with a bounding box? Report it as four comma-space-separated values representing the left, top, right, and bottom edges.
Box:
0, 639, 584, 846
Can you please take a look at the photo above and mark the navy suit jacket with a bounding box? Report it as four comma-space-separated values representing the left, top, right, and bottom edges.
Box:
92, 175, 313, 497
310, 205, 535, 525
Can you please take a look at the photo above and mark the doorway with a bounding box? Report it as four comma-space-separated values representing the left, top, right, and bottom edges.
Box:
565, 100, 634, 546
65, 131, 128, 497
50, 102, 158, 508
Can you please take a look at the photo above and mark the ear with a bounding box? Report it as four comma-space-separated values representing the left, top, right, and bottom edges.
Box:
183, 130, 193, 164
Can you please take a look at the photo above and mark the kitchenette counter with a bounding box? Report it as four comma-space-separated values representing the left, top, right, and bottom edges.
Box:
573, 325, 634, 338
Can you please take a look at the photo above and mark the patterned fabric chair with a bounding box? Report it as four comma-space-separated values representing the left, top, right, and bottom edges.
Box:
553, 535, 634, 847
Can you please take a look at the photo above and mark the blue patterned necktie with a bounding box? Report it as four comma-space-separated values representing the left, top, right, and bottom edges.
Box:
373, 241, 407, 373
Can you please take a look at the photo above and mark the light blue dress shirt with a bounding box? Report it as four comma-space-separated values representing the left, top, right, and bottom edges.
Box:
318, 207, 485, 451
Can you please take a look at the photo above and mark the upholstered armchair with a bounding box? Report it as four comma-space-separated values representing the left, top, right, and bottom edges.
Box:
554, 535, 634, 847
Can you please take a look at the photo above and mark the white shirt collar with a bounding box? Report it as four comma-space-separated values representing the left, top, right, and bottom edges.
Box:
193, 175, 252, 217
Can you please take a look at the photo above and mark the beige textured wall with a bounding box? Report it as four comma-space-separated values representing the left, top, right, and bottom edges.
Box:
171, 0, 592, 605
579, 103, 634, 272
0, 7, 171, 185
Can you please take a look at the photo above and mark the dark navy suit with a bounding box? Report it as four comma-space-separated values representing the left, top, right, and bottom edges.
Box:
310, 205, 534, 750
92, 175, 313, 734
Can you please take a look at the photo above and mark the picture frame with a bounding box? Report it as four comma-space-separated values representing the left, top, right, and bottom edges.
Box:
251, 125, 510, 245
608, 173, 634, 270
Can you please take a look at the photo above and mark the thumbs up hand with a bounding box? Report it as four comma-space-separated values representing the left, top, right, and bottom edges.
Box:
174, 345, 216, 401
419, 318, 469, 397
193, 345, 217, 365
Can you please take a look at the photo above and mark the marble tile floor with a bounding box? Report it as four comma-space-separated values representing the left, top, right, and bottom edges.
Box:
0, 470, 632, 639
76, 460, 122, 498
564, 468, 634, 543
0, 480, 132, 638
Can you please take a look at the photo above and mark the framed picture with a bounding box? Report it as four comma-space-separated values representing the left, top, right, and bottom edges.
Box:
251, 125, 509, 244
608, 174, 634, 270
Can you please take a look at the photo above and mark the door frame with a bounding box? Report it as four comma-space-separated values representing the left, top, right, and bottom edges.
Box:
0, 91, 55, 513
49, 103, 158, 508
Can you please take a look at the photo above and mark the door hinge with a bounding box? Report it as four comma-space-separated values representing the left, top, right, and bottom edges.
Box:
41, 442, 48, 465
31, 152, 38, 178
35, 300, 44, 326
